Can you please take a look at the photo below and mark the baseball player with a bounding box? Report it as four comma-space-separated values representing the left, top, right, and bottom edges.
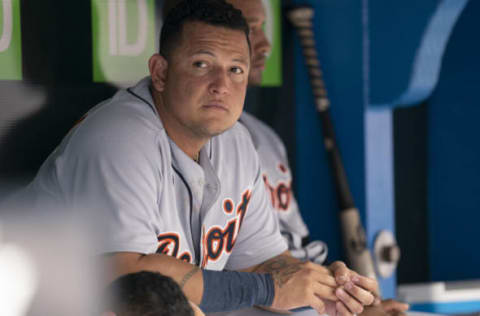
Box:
24, 0, 379, 315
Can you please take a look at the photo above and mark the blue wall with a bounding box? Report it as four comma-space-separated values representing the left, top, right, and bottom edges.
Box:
428, 0, 480, 281
293, 0, 472, 297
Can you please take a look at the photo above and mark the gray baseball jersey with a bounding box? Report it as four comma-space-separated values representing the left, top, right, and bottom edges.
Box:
239, 112, 309, 239
239, 112, 328, 264
27, 77, 287, 271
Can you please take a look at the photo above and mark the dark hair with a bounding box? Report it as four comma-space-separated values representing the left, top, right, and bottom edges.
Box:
105, 271, 194, 316
160, 0, 250, 59
162, 0, 183, 19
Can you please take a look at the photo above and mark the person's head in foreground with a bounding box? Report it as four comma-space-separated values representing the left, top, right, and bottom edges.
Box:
103, 271, 204, 316
151, 0, 251, 156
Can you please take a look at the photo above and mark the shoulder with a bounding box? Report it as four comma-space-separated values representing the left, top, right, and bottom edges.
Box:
51, 86, 168, 170
238, 111, 287, 158
61, 88, 165, 157
79, 89, 162, 138
239, 112, 277, 140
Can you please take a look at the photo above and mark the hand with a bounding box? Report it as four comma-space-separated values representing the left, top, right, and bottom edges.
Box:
379, 299, 409, 315
359, 299, 409, 316
329, 261, 379, 315
260, 255, 339, 314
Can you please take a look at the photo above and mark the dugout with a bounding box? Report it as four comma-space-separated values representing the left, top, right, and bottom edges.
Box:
0, 0, 479, 311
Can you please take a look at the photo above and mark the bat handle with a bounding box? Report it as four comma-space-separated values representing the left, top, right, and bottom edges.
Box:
340, 208, 377, 280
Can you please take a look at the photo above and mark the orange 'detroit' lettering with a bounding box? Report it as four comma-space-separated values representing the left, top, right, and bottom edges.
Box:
157, 232, 192, 263
202, 189, 252, 267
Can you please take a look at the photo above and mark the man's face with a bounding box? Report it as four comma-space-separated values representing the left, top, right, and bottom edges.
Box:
228, 0, 271, 86
159, 22, 250, 139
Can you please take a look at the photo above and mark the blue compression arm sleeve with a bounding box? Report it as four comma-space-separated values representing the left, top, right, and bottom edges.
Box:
199, 269, 275, 313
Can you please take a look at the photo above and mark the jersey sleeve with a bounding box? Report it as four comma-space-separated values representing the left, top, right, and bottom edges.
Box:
52, 114, 162, 255
224, 160, 288, 271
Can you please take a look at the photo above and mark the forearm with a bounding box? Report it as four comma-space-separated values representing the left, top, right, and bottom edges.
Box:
101, 252, 275, 312
243, 251, 303, 313
242, 251, 338, 314
101, 252, 203, 304
252, 253, 304, 311
243, 250, 301, 276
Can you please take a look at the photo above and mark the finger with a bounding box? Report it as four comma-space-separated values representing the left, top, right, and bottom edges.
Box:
310, 269, 337, 288
351, 274, 380, 297
312, 281, 338, 301
329, 261, 351, 285
381, 299, 410, 312
336, 287, 364, 315
343, 281, 375, 306
336, 300, 353, 316
307, 295, 326, 315
302, 262, 337, 287
306, 261, 336, 276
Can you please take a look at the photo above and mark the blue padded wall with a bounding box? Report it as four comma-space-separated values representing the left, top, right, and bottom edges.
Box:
293, 0, 469, 298
428, 0, 480, 281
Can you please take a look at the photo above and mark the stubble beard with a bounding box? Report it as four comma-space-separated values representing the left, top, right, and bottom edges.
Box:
186, 117, 237, 141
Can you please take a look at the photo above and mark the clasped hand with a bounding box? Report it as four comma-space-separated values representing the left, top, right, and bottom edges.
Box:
326, 261, 380, 316
268, 257, 379, 316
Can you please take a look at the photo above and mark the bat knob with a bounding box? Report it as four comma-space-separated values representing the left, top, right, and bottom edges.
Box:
381, 244, 401, 263
374, 230, 400, 278
286, 6, 314, 27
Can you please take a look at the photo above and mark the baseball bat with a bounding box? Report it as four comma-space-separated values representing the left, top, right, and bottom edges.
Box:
287, 6, 377, 281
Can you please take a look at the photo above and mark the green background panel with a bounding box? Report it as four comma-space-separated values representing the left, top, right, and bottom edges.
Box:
261, 0, 282, 87
92, 0, 156, 84
0, 0, 22, 80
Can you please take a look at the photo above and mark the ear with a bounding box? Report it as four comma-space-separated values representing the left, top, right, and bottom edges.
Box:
149, 53, 168, 92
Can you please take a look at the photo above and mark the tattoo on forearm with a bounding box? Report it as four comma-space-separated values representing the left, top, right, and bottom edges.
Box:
180, 266, 200, 289
254, 255, 303, 288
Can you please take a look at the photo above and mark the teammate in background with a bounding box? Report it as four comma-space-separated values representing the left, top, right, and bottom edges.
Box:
25, 0, 379, 315
226, 0, 410, 315
103, 271, 204, 316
